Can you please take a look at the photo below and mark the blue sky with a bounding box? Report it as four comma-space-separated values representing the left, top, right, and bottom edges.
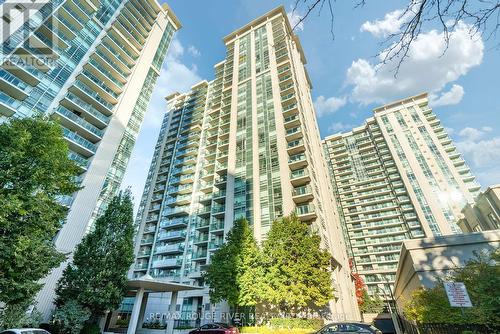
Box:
122, 0, 500, 212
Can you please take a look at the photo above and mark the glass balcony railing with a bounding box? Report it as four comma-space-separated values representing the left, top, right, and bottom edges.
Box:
81, 70, 119, 99
296, 204, 315, 216
290, 169, 308, 180
65, 92, 110, 126
0, 91, 21, 113
88, 58, 124, 88
56, 105, 104, 138
107, 34, 138, 60
68, 151, 89, 169
62, 127, 97, 153
0, 69, 31, 92
73, 80, 115, 113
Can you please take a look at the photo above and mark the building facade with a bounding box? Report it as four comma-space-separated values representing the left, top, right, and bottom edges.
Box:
132, 7, 359, 325
458, 185, 500, 232
393, 230, 500, 308
0, 0, 180, 318
323, 93, 480, 299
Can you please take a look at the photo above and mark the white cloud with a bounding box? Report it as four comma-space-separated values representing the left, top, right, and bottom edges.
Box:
346, 22, 483, 105
142, 38, 202, 128
328, 122, 355, 133
121, 38, 202, 212
314, 95, 347, 117
287, 8, 304, 32
361, 9, 409, 38
187, 45, 201, 57
430, 84, 465, 107
454, 127, 500, 187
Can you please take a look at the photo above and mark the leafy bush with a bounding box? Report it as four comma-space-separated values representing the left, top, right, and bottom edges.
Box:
269, 318, 323, 330
80, 323, 100, 334
53, 300, 90, 334
240, 327, 315, 334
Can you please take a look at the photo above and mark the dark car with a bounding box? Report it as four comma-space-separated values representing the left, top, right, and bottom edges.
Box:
188, 323, 239, 334
316, 322, 382, 334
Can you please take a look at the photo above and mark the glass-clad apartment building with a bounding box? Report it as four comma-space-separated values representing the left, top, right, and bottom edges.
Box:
323, 93, 480, 300
132, 6, 360, 324
0, 0, 181, 319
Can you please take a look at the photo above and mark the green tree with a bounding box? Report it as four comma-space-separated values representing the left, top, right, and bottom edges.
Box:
53, 300, 91, 334
0, 116, 80, 328
359, 289, 384, 314
403, 248, 500, 325
203, 218, 263, 308
261, 214, 334, 315
55, 191, 135, 322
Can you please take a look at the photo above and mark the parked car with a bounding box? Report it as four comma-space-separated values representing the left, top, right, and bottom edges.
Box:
188, 322, 239, 334
315, 322, 382, 334
0, 329, 51, 334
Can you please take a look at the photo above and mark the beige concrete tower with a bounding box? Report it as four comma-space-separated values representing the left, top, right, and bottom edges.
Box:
323, 93, 480, 300
132, 6, 360, 325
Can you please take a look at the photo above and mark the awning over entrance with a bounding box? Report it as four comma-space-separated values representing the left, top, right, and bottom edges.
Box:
127, 274, 201, 292
124, 275, 202, 334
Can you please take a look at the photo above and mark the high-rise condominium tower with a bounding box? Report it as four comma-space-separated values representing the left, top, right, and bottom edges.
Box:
323, 93, 480, 299
133, 7, 359, 323
0, 0, 180, 318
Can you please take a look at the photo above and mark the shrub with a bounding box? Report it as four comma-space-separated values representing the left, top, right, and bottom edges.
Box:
240, 327, 315, 334
80, 323, 100, 334
269, 318, 323, 330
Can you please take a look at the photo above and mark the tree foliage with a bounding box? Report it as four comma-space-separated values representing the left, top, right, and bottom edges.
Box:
204, 218, 263, 307
0, 116, 80, 326
403, 248, 500, 325
53, 300, 91, 334
204, 215, 334, 316
359, 289, 384, 314
55, 191, 135, 320
261, 214, 334, 314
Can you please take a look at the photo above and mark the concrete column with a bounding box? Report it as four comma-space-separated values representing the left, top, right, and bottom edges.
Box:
127, 288, 145, 334
166, 291, 178, 334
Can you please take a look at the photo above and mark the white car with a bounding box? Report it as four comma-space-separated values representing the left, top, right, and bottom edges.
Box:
0, 329, 51, 334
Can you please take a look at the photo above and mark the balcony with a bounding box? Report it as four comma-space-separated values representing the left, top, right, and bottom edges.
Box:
168, 183, 192, 195
287, 139, 305, 155
68, 151, 89, 170
54, 106, 104, 143
79, 70, 119, 104
62, 127, 97, 157
157, 230, 187, 241
105, 34, 138, 65
211, 204, 225, 216
134, 263, 148, 271
292, 185, 313, 203
296, 204, 317, 221
288, 153, 308, 170
0, 69, 32, 100
155, 244, 184, 255
140, 238, 154, 245
160, 218, 189, 229
290, 168, 310, 186
163, 206, 190, 217
209, 241, 223, 251
192, 251, 208, 260
283, 114, 300, 128
152, 258, 182, 268
86, 58, 125, 93
210, 221, 225, 233
137, 250, 151, 258
194, 219, 210, 231
194, 234, 209, 244
70, 80, 115, 116
0, 91, 20, 117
